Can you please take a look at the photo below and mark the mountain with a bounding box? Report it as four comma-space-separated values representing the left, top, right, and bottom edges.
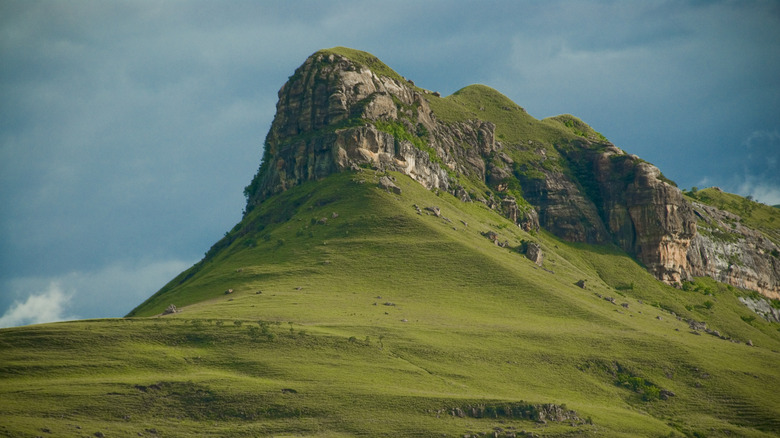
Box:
2, 47, 779, 437
238, 47, 778, 299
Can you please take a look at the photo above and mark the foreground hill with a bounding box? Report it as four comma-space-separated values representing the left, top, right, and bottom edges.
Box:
4, 171, 780, 437
2, 48, 780, 437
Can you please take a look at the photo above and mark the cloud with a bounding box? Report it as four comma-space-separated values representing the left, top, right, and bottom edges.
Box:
0, 282, 75, 328
731, 130, 780, 205
742, 130, 779, 173
0, 258, 193, 328
737, 181, 780, 206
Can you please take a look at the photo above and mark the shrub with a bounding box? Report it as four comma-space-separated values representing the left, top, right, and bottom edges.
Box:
642, 385, 661, 401
247, 325, 261, 340
616, 369, 662, 401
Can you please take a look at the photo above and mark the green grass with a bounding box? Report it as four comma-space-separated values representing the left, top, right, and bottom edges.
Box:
546, 114, 608, 142
425, 84, 579, 147
3, 170, 779, 437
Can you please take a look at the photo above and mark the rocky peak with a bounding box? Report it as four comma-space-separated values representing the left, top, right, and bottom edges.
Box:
245, 49, 450, 207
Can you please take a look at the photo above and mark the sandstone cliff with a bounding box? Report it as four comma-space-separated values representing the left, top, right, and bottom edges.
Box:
243, 47, 779, 298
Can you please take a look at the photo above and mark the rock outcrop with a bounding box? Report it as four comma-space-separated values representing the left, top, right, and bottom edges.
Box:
440, 402, 583, 424
687, 202, 780, 299
588, 146, 696, 284
738, 296, 780, 322
243, 48, 778, 297
524, 140, 697, 284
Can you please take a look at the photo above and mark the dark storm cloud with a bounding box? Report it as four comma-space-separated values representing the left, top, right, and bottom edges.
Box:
488, 1, 780, 201
1, 0, 778, 325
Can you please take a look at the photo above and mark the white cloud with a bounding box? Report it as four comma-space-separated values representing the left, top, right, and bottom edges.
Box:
0, 282, 75, 328
0, 258, 193, 328
742, 130, 779, 171
737, 181, 780, 207
734, 130, 780, 205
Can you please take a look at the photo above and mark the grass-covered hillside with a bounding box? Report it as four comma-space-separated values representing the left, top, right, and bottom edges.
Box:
3, 170, 779, 437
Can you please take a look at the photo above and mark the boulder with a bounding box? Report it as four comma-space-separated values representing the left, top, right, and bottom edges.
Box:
378, 176, 402, 194
526, 243, 543, 266
425, 206, 442, 217
482, 230, 499, 244
688, 320, 707, 331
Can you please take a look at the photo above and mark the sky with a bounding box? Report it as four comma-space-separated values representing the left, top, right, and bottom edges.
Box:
1, 0, 779, 328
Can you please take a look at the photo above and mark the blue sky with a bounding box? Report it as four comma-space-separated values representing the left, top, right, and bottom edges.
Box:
1, 0, 779, 327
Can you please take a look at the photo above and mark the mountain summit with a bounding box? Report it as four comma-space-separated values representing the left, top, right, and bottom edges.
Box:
242, 47, 778, 298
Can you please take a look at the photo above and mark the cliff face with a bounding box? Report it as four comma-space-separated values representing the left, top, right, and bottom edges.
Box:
247, 52, 445, 200
244, 48, 778, 297
245, 50, 539, 231
543, 141, 697, 284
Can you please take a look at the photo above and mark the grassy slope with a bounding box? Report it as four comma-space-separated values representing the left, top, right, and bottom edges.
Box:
3, 171, 779, 437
